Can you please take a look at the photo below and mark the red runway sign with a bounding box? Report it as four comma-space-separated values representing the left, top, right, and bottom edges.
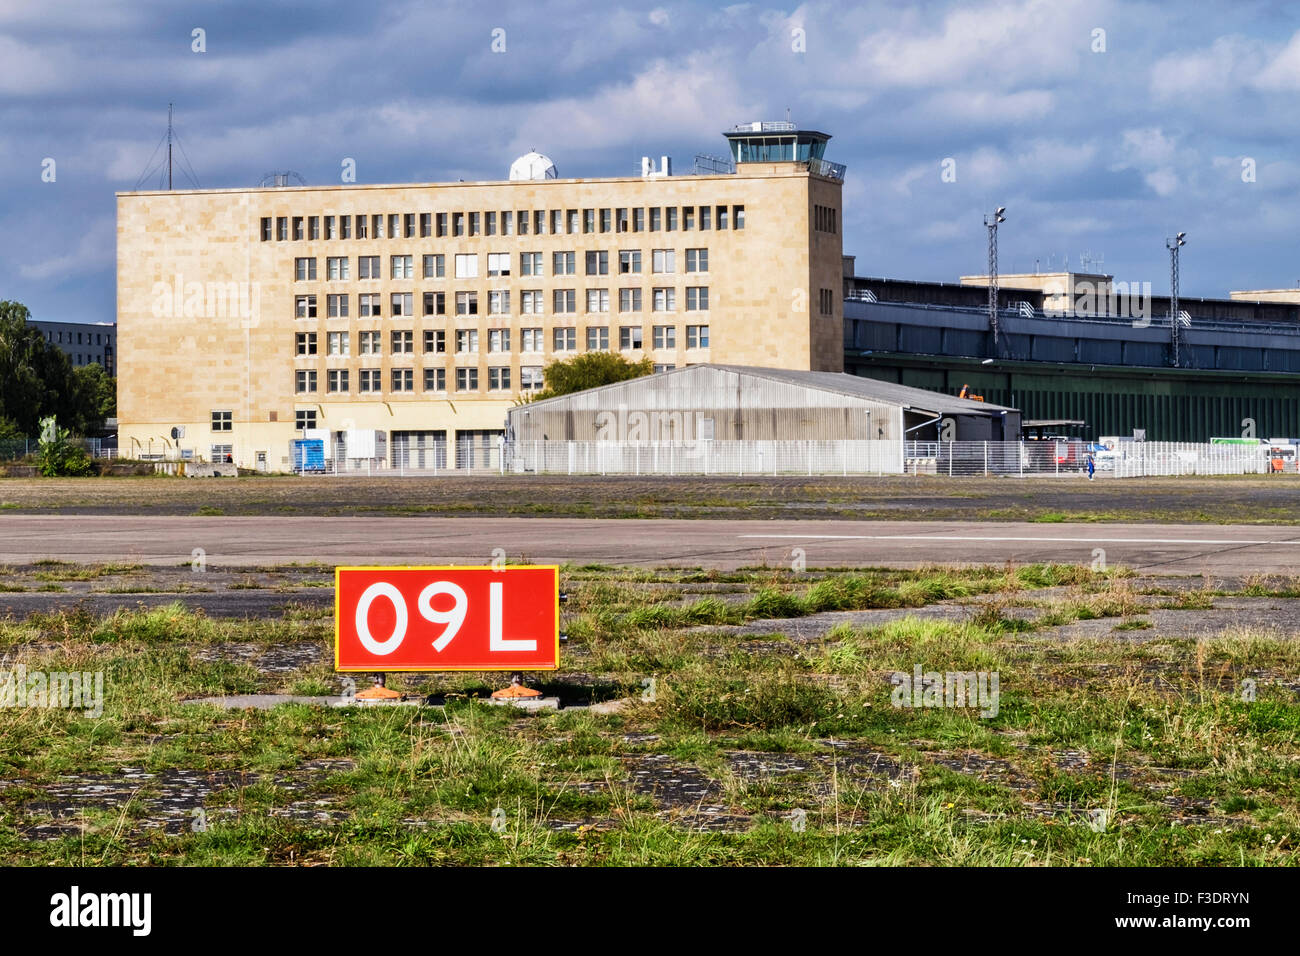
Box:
335, 566, 560, 671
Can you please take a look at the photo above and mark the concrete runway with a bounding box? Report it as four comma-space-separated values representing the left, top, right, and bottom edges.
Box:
3, 515, 1300, 575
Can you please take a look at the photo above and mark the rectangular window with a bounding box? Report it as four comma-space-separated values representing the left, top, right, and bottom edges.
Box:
359, 294, 381, 317
485, 211, 497, 236
552, 289, 576, 313
652, 249, 675, 273
360, 368, 381, 393
355, 214, 367, 239
405, 213, 416, 238
359, 256, 381, 279
685, 248, 708, 272
456, 367, 479, 391
292, 216, 304, 240
294, 257, 317, 280
295, 409, 317, 430
504, 210, 517, 235
552, 251, 575, 275
633, 207, 645, 232
686, 286, 709, 311
732, 205, 745, 229
211, 410, 232, 432
653, 287, 676, 311
469, 211, 480, 236
649, 207, 661, 232
295, 332, 318, 355
456, 329, 479, 353
391, 255, 413, 279
488, 329, 510, 352
600, 208, 612, 233
488, 290, 510, 314
666, 207, 678, 231
553, 327, 577, 351
521, 366, 544, 390
619, 326, 644, 350
683, 207, 695, 230
295, 295, 317, 318
654, 364, 676, 373
390, 292, 413, 317
424, 367, 446, 391
583, 209, 595, 234
487, 252, 511, 277
521, 328, 543, 352
454, 253, 478, 278
586, 326, 609, 350
653, 325, 676, 349
716, 205, 728, 229
327, 256, 350, 280
328, 369, 349, 393
686, 324, 710, 348
327, 331, 350, 355
488, 366, 511, 390
619, 250, 642, 274
520, 290, 544, 314
359, 330, 382, 355
533, 210, 545, 235
424, 330, 446, 353
616, 208, 629, 232
391, 329, 414, 353
385, 214, 397, 238
619, 288, 643, 312
391, 368, 414, 392
436, 212, 448, 237
699, 206, 711, 230
308, 216, 320, 240
341, 215, 352, 239
453, 212, 465, 236
295, 369, 317, 393
260, 217, 272, 241
423, 291, 446, 316
520, 252, 543, 276
585, 250, 608, 275
551, 209, 563, 235
373, 214, 384, 239
423, 254, 445, 278
420, 212, 432, 238
566, 209, 579, 234
456, 291, 478, 315
586, 288, 609, 313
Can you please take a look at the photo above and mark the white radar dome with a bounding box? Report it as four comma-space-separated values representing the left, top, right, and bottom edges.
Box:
509, 151, 558, 181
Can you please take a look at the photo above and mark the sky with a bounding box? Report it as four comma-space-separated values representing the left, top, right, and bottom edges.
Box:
6, 0, 1300, 324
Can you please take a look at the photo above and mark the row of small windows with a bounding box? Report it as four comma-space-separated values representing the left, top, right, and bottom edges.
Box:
295, 248, 709, 282
293, 286, 708, 318
814, 204, 838, 234
262, 207, 744, 242
46, 329, 112, 346
294, 324, 709, 359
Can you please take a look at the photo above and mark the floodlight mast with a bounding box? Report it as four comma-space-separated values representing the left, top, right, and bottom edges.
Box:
1166, 232, 1186, 368
984, 207, 1007, 353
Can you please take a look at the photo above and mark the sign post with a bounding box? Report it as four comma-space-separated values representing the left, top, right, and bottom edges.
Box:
335, 565, 560, 701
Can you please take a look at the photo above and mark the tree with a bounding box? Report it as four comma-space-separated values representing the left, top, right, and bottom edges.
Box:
529, 352, 654, 401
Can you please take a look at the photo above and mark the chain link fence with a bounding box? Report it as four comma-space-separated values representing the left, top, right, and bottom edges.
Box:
503, 440, 904, 475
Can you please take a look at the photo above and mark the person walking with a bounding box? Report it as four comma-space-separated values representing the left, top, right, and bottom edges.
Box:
1086, 454, 1095, 480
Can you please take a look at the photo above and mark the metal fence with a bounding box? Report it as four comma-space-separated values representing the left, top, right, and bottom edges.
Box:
0, 437, 115, 461
309, 440, 502, 475
503, 440, 904, 475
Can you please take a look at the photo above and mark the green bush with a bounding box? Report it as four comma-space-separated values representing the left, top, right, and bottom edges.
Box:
36, 421, 93, 477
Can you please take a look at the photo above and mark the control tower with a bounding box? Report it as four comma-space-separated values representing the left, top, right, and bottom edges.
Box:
721, 121, 845, 180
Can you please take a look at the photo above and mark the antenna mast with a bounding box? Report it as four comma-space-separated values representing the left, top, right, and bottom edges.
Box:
167, 103, 173, 190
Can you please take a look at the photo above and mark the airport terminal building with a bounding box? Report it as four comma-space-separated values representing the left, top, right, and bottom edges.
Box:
116, 123, 845, 468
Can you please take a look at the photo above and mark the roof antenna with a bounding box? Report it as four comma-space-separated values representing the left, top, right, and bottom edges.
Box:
786, 106, 791, 124
166, 102, 173, 190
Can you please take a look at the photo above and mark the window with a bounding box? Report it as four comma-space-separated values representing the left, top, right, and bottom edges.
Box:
552, 251, 575, 275
683, 207, 695, 230
586, 288, 610, 313
583, 209, 595, 233
520, 328, 543, 352
819, 288, 834, 315
488, 290, 510, 314
296, 332, 317, 355
404, 213, 416, 238
275, 217, 289, 241
391, 368, 414, 392
533, 210, 545, 235
619, 250, 642, 274
294, 257, 317, 280
355, 214, 367, 239
423, 291, 446, 316
686, 248, 708, 272
424, 367, 446, 391
309, 216, 320, 240
456, 291, 478, 315
585, 251, 608, 275
327, 256, 350, 280
295, 369, 317, 393
503, 210, 516, 235
360, 368, 381, 392
390, 293, 413, 317
341, 215, 352, 239
359, 256, 381, 279
687, 324, 710, 348
328, 369, 349, 393
553, 327, 577, 350
586, 326, 609, 350
686, 287, 709, 311
520, 252, 543, 276
359, 293, 381, 317
652, 249, 675, 273
389, 214, 400, 238
211, 410, 232, 432
456, 329, 479, 353
654, 364, 676, 373
295, 295, 317, 318
487, 252, 511, 277
211, 443, 233, 462
633, 208, 645, 232
436, 212, 448, 237
295, 409, 317, 430
653, 325, 676, 349
649, 207, 661, 231
391, 255, 414, 279
520, 290, 544, 315
453, 212, 465, 236
373, 214, 384, 238
551, 210, 563, 235
327, 331, 350, 355
456, 367, 479, 391
420, 212, 432, 238
619, 326, 644, 350
292, 217, 304, 240
666, 207, 678, 231
454, 254, 478, 278
619, 288, 643, 312
600, 208, 612, 232
700, 206, 711, 230
260, 217, 272, 241
485, 211, 497, 236
391, 330, 414, 353
653, 287, 676, 311
424, 330, 446, 353
360, 330, 382, 355
716, 205, 728, 229
552, 289, 576, 314
521, 366, 544, 390
423, 254, 445, 278
733, 205, 745, 229
469, 212, 480, 236
488, 366, 511, 390
616, 208, 629, 232
566, 209, 579, 234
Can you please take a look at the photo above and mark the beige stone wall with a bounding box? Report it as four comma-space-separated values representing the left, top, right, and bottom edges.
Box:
117, 166, 842, 467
